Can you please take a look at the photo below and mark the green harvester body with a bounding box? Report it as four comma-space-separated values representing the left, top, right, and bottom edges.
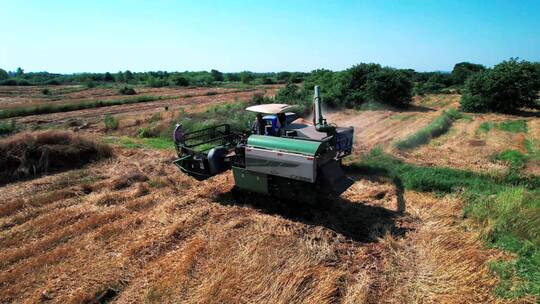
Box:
173, 86, 354, 203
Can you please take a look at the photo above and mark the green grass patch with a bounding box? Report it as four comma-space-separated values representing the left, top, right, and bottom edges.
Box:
479, 120, 528, 134
105, 136, 173, 150
394, 109, 462, 151
0, 95, 162, 119
142, 137, 174, 150
498, 120, 528, 133
478, 121, 495, 133
492, 150, 528, 169
352, 148, 540, 299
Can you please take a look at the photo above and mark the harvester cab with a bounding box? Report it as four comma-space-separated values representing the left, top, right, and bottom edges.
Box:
173, 85, 355, 202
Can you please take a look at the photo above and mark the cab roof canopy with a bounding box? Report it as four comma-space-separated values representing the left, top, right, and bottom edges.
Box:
245, 103, 294, 114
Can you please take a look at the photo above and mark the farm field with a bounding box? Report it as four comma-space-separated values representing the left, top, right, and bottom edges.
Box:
0, 85, 538, 303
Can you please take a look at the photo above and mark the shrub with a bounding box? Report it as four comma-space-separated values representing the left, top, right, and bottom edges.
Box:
137, 127, 160, 138
0, 119, 16, 135
171, 75, 189, 86
395, 109, 461, 150
41, 88, 51, 95
275, 83, 304, 104
250, 93, 265, 105
261, 77, 274, 84
118, 86, 136, 95
226, 73, 240, 82
460, 59, 540, 113
210, 69, 224, 82
0, 78, 31, 86
0, 131, 112, 184
0, 68, 8, 80
104, 114, 119, 131
146, 76, 168, 88
364, 68, 412, 107
46, 79, 61, 85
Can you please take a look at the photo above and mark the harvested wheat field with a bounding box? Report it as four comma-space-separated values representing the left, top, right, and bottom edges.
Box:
0, 145, 512, 303
0, 85, 538, 304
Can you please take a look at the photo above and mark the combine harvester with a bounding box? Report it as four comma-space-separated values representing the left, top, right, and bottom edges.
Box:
172, 86, 354, 203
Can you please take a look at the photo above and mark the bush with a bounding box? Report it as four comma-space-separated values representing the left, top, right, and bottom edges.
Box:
240, 71, 254, 84
261, 77, 274, 84
0, 119, 16, 135
118, 86, 137, 95
171, 75, 189, 86
0, 78, 31, 86
146, 76, 169, 88
104, 114, 119, 131
41, 88, 51, 95
364, 68, 412, 107
276, 83, 304, 104
137, 126, 160, 138
460, 59, 540, 113
0, 68, 8, 80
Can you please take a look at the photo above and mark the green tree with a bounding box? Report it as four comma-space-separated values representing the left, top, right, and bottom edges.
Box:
276, 83, 302, 103
124, 70, 134, 82
15, 67, 24, 77
240, 71, 254, 84
451, 62, 485, 85
460, 59, 540, 113
210, 69, 224, 82
171, 75, 189, 86
346, 63, 382, 91
364, 68, 412, 107
277, 71, 291, 82
115, 71, 125, 83
104, 72, 114, 82
0, 68, 8, 80
226, 73, 240, 82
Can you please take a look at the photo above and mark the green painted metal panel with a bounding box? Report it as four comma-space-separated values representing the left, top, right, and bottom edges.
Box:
232, 167, 268, 194
247, 135, 323, 156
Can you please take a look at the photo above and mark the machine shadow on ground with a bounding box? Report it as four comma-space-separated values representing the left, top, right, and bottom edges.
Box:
214, 172, 409, 243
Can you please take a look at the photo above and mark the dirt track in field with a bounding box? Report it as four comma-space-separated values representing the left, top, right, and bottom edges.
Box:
0, 89, 538, 303
5, 87, 279, 127
0, 85, 282, 109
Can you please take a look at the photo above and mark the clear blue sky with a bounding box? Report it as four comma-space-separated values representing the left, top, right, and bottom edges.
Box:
1, 0, 539, 73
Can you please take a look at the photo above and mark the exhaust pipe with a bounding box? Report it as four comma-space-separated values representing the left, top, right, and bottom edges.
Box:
314, 85, 324, 126
313, 85, 335, 134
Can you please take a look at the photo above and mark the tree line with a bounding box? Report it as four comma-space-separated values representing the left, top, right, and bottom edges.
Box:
0, 68, 307, 87
1, 58, 539, 113
274, 59, 540, 114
